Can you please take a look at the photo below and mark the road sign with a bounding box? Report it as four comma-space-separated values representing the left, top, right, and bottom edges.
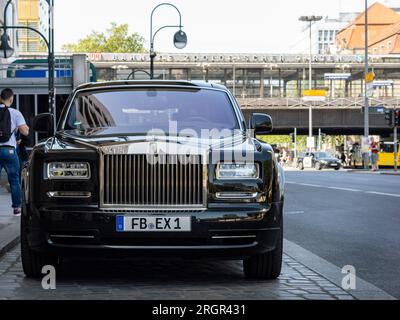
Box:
303, 89, 326, 102
307, 137, 315, 149
373, 80, 394, 87
361, 137, 370, 153
361, 105, 386, 114
303, 89, 326, 97
366, 82, 374, 97
365, 72, 375, 83
324, 73, 351, 80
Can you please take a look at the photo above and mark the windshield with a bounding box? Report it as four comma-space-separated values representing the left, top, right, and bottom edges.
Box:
63, 88, 240, 138
316, 152, 333, 158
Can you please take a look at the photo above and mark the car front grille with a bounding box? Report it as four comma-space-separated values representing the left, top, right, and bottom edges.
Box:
102, 154, 206, 208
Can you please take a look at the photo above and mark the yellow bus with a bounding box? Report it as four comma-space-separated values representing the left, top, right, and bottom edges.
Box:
378, 140, 400, 167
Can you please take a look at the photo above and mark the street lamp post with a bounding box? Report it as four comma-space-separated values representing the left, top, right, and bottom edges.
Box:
299, 15, 322, 147
0, 0, 55, 118
149, 3, 187, 79
363, 0, 370, 170
231, 57, 237, 96
127, 69, 151, 80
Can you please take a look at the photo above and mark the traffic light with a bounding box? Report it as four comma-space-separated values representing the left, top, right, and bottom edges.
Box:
385, 109, 394, 127
395, 109, 400, 127
289, 133, 295, 143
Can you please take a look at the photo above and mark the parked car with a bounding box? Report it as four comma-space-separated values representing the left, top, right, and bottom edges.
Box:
298, 152, 341, 170
21, 80, 285, 280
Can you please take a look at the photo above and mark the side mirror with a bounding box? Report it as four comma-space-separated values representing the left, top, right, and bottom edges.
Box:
32, 113, 54, 136
249, 113, 273, 135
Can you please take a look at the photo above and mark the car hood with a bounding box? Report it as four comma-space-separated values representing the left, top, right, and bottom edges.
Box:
319, 157, 339, 162
47, 130, 259, 156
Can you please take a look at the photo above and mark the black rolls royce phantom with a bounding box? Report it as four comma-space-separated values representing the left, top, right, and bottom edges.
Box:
21, 80, 285, 279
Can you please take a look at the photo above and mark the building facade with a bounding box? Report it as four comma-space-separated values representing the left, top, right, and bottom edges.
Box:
17, 0, 47, 52
292, 12, 358, 55
336, 2, 400, 54
83, 52, 400, 100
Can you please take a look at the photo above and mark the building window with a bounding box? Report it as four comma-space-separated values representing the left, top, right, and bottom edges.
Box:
318, 30, 323, 42
329, 30, 334, 42
324, 30, 328, 42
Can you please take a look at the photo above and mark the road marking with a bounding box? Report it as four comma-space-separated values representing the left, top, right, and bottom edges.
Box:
286, 181, 400, 198
326, 187, 362, 192
293, 183, 323, 188
365, 191, 400, 198
284, 211, 305, 215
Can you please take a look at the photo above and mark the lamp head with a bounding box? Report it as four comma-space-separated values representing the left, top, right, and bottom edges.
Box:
0, 33, 14, 59
173, 30, 187, 49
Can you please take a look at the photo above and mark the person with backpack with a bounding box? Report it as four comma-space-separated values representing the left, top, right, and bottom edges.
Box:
0, 88, 29, 216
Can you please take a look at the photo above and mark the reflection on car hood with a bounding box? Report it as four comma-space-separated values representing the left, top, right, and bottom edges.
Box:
319, 157, 339, 162
55, 130, 253, 152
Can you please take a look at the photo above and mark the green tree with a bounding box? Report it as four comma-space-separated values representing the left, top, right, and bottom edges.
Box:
258, 135, 308, 152
62, 22, 147, 53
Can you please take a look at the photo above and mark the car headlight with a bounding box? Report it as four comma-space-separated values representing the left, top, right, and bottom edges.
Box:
216, 163, 260, 180
46, 162, 91, 180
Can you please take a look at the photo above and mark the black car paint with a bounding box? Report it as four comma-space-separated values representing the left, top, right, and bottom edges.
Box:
21, 81, 284, 259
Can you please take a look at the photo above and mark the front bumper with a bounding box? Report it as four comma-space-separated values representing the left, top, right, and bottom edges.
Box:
24, 202, 282, 260
321, 162, 341, 169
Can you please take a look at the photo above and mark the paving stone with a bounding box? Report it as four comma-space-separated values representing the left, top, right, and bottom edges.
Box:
0, 246, 356, 300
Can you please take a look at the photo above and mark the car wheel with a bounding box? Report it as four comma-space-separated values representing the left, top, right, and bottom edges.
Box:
243, 214, 283, 280
315, 162, 322, 170
21, 208, 59, 278
298, 162, 304, 170
335, 167, 341, 171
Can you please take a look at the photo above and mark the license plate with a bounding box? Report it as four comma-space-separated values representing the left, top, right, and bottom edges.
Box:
116, 216, 191, 232
331, 163, 338, 166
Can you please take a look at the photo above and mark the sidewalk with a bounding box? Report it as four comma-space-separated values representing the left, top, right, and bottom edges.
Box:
347, 169, 400, 176
0, 186, 20, 257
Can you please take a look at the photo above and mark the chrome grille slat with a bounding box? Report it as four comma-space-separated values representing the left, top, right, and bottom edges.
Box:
102, 154, 204, 208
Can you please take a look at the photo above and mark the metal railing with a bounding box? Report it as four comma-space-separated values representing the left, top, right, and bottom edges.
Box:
237, 97, 400, 109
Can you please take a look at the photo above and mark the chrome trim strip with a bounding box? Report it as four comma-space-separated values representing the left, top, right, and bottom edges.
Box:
49, 235, 95, 239
215, 192, 259, 200
211, 235, 257, 239
47, 191, 92, 199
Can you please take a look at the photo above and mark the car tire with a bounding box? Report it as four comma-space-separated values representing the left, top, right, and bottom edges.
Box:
21, 210, 58, 278
335, 167, 340, 171
243, 218, 283, 280
298, 162, 304, 170
315, 162, 322, 170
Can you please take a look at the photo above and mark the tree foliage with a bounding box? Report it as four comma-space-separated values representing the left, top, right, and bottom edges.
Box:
258, 135, 308, 152
62, 22, 147, 53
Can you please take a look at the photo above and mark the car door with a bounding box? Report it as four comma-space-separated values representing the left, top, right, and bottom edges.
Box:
303, 153, 314, 168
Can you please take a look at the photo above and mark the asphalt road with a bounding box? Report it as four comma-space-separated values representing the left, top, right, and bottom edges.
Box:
284, 170, 400, 299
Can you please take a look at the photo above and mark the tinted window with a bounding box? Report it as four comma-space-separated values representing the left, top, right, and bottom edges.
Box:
64, 88, 239, 137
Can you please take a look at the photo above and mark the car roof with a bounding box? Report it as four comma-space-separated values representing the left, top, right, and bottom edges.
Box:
75, 80, 229, 92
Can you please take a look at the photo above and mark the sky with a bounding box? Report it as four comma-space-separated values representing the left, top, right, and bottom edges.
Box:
53, 0, 387, 54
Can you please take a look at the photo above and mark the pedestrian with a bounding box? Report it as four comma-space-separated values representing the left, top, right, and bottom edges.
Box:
341, 152, 347, 167
370, 137, 380, 172
0, 88, 30, 216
